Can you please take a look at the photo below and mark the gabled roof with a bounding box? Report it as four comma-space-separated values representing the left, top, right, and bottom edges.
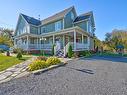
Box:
21, 14, 41, 26
73, 11, 95, 27
74, 11, 92, 22
41, 6, 74, 25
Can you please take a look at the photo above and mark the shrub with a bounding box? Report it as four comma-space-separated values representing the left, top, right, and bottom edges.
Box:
6, 51, 10, 56
52, 44, 55, 56
68, 44, 73, 58
46, 57, 61, 65
72, 52, 79, 58
37, 56, 47, 61
0, 49, 4, 53
40, 50, 45, 56
16, 52, 22, 59
13, 48, 23, 54
81, 50, 92, 57
28, 60, 49, 71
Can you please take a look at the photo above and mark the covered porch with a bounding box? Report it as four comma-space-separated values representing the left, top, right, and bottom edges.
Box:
14, 27, 93, 52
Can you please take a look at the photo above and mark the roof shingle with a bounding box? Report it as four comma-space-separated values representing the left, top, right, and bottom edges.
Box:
21, 14, 41, 26
73, 11, 92, 22
41, 6, 74, 25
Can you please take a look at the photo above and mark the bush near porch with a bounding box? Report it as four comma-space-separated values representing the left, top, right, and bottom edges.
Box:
71, 50, 93, 58
28, 56, 61, 71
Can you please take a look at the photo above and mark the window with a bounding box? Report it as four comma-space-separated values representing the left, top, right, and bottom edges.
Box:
71, 12, 75, 20
55, 21, 61, 31
41, 27, 46, 34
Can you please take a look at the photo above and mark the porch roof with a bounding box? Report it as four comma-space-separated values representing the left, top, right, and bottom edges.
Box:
14, 26, 92, 39
40, 26, 91, 37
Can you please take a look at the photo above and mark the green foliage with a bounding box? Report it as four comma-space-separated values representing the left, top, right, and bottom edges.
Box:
28, 57, 61, 71
0, 54, 30, 71
123, 54, 127, 57
81, 51, 92, 57
16, 52, 22, 59
40, 50, 45, 56
6, 51, 10, 56
13, 48, 23, 53
52, 44, 55, 55
37, 56, 47, 61
0, 28, 13, 47
0, 49, 4, 53
46, 57, 61, 65
104, 29, 127, 51
28, 60, 49, 71
94, 36, 102, 48
72, 52, 79, 58
68, 44, 73, 58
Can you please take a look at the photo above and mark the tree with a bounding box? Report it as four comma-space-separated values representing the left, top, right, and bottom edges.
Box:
104, 29, 127, 51
0, 28, 14, 47
68, 44, 73, 58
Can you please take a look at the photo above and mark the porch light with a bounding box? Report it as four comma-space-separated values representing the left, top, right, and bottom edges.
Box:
40, 37, 46, 41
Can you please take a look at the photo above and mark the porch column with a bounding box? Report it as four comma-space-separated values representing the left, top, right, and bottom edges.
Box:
82, 34, 84, 44
74, 31, 76, 50
63, 35, 65, 47
87, 36, 90, 50
53, 35, 55, 45
27, 35, 29, 50
37, 38, 39, 49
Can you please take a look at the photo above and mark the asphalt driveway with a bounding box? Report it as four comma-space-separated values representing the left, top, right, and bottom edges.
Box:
0, 56, 127, 95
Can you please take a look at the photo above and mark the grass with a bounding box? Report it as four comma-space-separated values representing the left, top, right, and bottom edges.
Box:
97, 52, 127, 57
0, 54, 30, 71
32, 54, 51, 57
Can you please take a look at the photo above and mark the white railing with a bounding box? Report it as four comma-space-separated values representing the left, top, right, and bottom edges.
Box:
63, 42, 89, 56
76, 43, 89, 50
28, 44, 52, 50
15, 44, 28, 50
15, 43, 53, 50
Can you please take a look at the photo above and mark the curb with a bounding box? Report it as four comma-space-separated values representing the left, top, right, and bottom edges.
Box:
32, 62, 67, 75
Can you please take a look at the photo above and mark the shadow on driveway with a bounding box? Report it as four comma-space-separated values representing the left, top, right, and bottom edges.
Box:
80, 56, 127, 63
66, 67, 94, 74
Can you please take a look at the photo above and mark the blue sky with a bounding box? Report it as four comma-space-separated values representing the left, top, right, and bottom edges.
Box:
0, 0, 127, 40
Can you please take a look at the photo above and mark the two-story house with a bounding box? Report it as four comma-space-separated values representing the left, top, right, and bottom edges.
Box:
14, 6, 95, 56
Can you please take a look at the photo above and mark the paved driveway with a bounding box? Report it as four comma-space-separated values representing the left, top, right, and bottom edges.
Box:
0, 56, 127, 95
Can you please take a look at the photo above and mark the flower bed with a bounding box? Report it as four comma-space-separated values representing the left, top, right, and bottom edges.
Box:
28, 56, 61, 71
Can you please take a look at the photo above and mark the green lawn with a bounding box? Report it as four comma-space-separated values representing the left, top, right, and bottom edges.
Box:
0, 54, 30, 71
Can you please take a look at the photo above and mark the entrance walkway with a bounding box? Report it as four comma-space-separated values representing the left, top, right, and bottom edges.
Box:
0, 57, 36, 83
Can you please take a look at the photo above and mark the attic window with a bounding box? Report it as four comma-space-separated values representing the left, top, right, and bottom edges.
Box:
71, 12, 75, 20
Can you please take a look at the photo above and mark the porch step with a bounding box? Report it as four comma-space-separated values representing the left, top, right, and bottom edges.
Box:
56, 49, 64, 58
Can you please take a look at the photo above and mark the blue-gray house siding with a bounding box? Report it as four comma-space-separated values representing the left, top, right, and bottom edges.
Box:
40, 19, 63, 34
64, 8, 76, 29
16, 16, 28, 36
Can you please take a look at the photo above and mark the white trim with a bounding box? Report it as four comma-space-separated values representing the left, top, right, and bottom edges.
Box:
14, 14, 30, 36
14, 26, 93, 39
20, 14, 29, 25
74, 30, 76, 50
63, 19, 64, 29
73, 19, 88, 24
82, 34, 84, 44
64, 6, 74, 18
